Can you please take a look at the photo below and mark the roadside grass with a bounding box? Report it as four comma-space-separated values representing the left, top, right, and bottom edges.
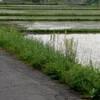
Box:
0, 26, 100, 99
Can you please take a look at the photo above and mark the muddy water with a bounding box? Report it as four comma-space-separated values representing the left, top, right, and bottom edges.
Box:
26, 34, 100, 68
0, 9, 100, 14
0, 16, 100, 19
0, 10, 25, 13
7, 21, 100, 29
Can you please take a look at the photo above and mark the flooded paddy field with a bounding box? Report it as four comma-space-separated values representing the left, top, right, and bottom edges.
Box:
0, 16, 100, 20
1, 4, 100, 97
1, 9, 100, 15
1, 4, 100, 68
3, 21, 100, 30
0, 10, 25, 13
26, 33, 100, 68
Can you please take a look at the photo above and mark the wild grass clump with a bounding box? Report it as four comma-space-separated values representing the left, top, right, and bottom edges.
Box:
0, 26, 100, 99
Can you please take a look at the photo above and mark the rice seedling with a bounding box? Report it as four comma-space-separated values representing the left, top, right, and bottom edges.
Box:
20, 29, 100, 34
1, 7, 100, 10
1, 13, 100, 16
1, 18, 100, 21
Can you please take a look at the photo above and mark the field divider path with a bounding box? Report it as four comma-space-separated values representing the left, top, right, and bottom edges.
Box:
20, 29, 100, 34
1, 18, 100, 21
1, 13, 100, 16
1, 8, 100, 10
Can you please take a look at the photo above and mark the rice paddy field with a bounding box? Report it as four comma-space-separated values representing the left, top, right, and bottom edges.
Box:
4, 21, 100, 29
1, 3, 100, 99
1, 9, 100, 14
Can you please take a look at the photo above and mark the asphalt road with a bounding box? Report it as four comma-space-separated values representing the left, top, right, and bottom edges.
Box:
0, 48, 83, 100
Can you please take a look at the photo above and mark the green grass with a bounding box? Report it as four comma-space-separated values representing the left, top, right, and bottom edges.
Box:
1, 7, 100, 10
1, 13, 100, 16
0, 26, 100, 99
0, 2, 42, 5
0, 2, 61, 5
0, 18, 100, 21
20, 29, 100, 34
1, 18, 100, 21
3, 10, 100, 15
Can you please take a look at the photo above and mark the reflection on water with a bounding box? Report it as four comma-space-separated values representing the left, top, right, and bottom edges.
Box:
6, 21, 100, 30
26, 33, 100, 68
0, 10, 25, 13
2, 21, 100, 30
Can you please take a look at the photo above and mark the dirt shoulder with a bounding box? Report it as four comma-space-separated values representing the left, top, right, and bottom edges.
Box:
0, 48, 84, 100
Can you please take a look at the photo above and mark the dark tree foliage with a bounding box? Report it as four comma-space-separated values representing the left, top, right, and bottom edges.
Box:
32, 0, 42, 2
87, 0, 100, 4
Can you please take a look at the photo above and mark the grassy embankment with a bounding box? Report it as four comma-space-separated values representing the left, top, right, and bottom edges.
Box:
20, 29, 100, 34
1, 18, 100, 21
0, 26, 100, 99
0, 5, 100, 10
1, 13, 100, 16
1, 7, 100, 10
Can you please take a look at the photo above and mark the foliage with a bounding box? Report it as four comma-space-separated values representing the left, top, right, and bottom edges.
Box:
0, 26, 100, 99
20, 28, 100, 34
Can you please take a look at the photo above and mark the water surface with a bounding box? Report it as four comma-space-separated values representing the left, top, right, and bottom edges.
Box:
0, 16, 100, 19
0, 9, 100, 14
6, 21, 100, 30
26, 34, 100, 68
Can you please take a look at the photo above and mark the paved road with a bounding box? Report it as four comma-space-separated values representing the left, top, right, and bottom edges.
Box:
0, 48, 83, 100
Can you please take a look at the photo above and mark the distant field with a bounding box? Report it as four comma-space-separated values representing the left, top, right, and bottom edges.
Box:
0, 9, 100, 15
0, 4, 100, 10
1, 7, 100, 10
0, 16, 100, 19
0, 4, 100, 8
3, 21, 100, 30
0, 4, 100, 29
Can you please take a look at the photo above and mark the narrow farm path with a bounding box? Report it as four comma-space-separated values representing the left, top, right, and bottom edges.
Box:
0, 48, 83, 100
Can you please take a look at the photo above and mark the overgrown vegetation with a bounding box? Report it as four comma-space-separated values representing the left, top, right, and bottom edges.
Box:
0, 26, 100, 99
